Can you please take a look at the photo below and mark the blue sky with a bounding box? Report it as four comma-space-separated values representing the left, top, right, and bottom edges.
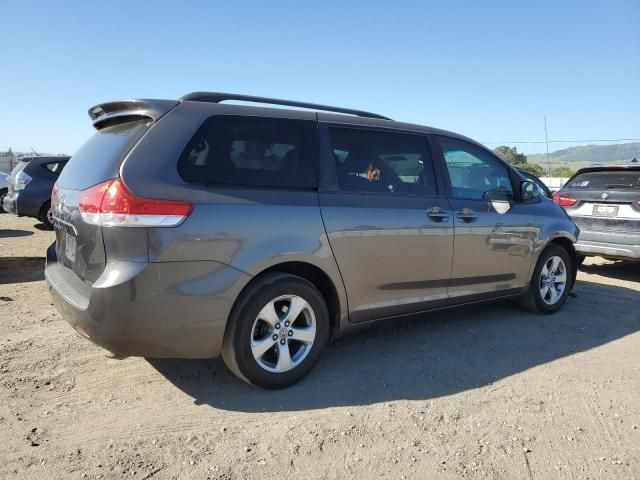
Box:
1, 0, 638, 155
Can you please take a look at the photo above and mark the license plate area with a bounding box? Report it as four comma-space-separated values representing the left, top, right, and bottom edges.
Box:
64, 233, 76, 261
592, 204, 619, 217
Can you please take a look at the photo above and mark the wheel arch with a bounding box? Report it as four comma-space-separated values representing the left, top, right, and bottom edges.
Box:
235, 261, 343, 337
543, 236, 578, 289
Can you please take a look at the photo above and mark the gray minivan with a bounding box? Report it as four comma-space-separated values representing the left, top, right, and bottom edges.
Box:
46, 93, 579, 388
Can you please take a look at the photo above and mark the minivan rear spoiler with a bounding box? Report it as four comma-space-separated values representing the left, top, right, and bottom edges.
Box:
88, 99, 179, 130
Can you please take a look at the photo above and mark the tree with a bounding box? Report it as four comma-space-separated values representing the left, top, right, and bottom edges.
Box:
494, 145, 544, 177
550, 167, 576, 178
518, 162, 545, 177
6, 147, 16, 168
494, 146, 527, 167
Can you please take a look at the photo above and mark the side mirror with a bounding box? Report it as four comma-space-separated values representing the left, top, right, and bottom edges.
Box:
521, 180, 539, 201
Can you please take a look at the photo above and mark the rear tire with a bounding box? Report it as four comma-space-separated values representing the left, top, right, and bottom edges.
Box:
39, 201, 54, 230
221, 273, 330, 389
520, 244, 573, 314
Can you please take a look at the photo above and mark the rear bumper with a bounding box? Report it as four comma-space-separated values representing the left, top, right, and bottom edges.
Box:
45, 243, 251, 358
575, 232, 640, 260
2, 190, 41, 218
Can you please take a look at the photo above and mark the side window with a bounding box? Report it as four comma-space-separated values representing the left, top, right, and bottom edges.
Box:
438, 137, 513, 200
178, 116, 317, 189
329, 127, 437, 196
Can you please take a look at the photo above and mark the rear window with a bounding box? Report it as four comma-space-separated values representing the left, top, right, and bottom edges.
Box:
178, 116, 318, 189
564, 170, 640, 190
57, 120, 149, 190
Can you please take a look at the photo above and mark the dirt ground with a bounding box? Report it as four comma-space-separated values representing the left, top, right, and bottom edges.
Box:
0, 213, 638, 480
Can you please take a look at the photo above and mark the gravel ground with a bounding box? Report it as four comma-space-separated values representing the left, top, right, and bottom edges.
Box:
1, 213, 639, 480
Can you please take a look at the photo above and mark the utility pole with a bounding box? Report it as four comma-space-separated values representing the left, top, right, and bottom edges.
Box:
544, 117, 550, 177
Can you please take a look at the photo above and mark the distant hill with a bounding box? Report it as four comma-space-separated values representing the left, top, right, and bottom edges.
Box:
528, 142, 640, 165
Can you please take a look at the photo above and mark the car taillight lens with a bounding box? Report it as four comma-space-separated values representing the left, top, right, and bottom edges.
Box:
14, 171, 32, 190
51, 182, 59, 203
552, 192, 578, 207
78, 178, 193, 227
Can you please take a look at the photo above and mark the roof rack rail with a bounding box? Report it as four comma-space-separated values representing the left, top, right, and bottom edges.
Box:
180, 92, 392, 121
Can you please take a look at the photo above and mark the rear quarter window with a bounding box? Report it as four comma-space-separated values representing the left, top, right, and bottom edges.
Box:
178, 116, 318, 189
42, 161, 68, 175
57, 120, 149, 190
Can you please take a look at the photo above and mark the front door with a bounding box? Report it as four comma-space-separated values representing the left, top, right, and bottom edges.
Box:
434, 136, 536, 300
319, 125, 453, 323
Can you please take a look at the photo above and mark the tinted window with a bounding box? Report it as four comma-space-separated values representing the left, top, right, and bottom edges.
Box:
43, 161, 68, 175
329, 127, 436, 196
439, 138, 513, 200
178, 116, 317, 189
564, 171, 640, 190
58, 120, 149, 190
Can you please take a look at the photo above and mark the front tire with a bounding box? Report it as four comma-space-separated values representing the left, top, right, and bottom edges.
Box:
221, 273, 330, 389
520, 244, 573, 314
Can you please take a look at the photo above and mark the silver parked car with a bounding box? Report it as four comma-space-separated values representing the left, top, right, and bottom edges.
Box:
553, 163, 640, 264
46, 93, 579, 388
0, 171, 7, 212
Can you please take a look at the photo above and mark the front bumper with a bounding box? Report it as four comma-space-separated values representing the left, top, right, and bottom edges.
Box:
45, 243, 251, 358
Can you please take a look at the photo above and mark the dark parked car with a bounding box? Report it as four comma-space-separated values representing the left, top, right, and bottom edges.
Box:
3, 156, 69, 228
553, 163, 640, 264
46, 93, 579, 389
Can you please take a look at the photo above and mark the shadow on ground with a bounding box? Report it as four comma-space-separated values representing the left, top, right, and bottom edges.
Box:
0, 229, 34, 238
0, 256, 45, 284
149, 273, 640, 412
580, 260, 639, 283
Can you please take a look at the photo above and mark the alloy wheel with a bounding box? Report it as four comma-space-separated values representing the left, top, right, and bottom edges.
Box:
539, 255, 567, 305
250, 295, 316, 373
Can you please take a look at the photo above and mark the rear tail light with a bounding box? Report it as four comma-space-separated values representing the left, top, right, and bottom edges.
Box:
552, 192, 578, 207
51, 182, 59, 203
78, 178, 193, 227
14, 170, 32, 190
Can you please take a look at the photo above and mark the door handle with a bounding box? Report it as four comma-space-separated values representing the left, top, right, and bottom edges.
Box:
456, 209, 477, 222
427, 207, 449, 221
